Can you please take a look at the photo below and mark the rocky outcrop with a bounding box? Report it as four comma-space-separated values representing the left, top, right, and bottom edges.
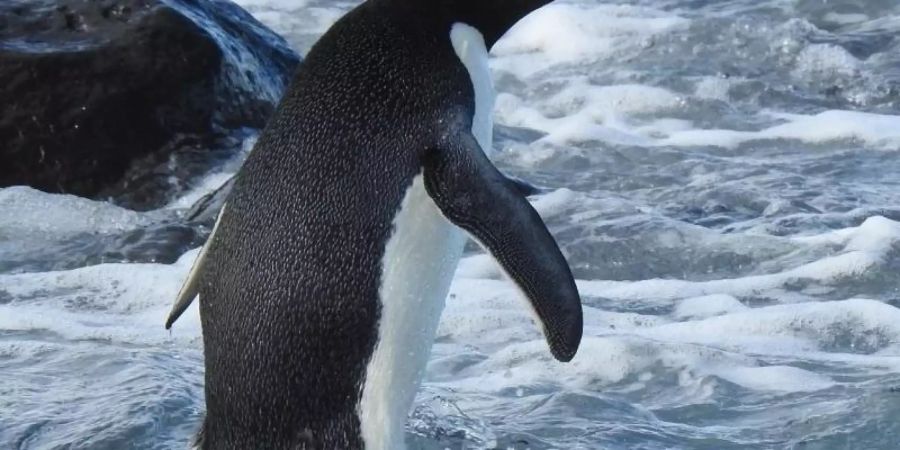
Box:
0, 0, 299, 205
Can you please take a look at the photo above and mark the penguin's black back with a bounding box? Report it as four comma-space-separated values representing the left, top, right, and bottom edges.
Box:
197, 1, 475, 448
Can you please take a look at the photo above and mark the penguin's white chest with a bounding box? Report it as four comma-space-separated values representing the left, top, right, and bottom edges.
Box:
358, 175, 467, 450
356, 24, 494, 450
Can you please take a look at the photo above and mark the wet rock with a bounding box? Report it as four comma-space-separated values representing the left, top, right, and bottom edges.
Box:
97, 131, 243, 210
0, 0, 299, 205
184, 173, 233, 224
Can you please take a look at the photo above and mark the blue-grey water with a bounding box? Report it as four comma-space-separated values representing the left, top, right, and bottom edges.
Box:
3, 0, 900, 448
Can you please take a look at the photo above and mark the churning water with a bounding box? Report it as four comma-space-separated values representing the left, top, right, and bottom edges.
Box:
3, 0, 900, 448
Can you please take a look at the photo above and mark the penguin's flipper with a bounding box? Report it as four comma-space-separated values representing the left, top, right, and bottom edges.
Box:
423, 134, 583, 362
503, 175, 541, 197
165, 204, 227, 329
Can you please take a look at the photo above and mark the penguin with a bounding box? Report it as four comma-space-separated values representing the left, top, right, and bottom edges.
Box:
165, 0, 582, 449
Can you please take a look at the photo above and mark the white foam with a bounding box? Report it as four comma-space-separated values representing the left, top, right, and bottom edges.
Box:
549, 80, 683, 116
166, 172, 234, 211
439, 215, 900, 397
233, 0, 309, 9
439, 274, 900, 394
0, 249, 202, 346
578, 216, 900, 304
492, 3, 689, 77
491, 30, 899, 151
529, 188, 579, 218
693, 76, 733, 101
793, 43, 861, 79
645, 299, 900, 361
232, 0, 350, 53
167, 134, 255, 210
660, 110, 900, 149
713, 365, 836, 392
438, 333, 759, 396
503, 102, 900, 149
494, 81, 683, 146
0, 186, 152, 236
674, 294, 748, 320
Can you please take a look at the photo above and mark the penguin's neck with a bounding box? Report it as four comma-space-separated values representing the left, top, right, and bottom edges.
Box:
356, 23, 495, 450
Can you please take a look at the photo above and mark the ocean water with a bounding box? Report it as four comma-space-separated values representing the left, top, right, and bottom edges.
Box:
3, 0, 900, 448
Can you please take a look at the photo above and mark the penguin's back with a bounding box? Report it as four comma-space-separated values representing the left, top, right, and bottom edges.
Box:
195, 3, 475, 448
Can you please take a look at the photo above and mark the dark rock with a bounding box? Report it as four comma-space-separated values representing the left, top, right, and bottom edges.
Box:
97, 131, 243, 209
184, 172, 234, 224
0, 0, 299, 204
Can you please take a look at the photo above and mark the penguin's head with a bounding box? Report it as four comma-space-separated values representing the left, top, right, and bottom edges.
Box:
389, 0, 553, 49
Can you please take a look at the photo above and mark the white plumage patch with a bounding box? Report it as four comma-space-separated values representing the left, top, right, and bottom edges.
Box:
450, 23, 495, 155
358, 175, 467, 450
357, 23, 494, 450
